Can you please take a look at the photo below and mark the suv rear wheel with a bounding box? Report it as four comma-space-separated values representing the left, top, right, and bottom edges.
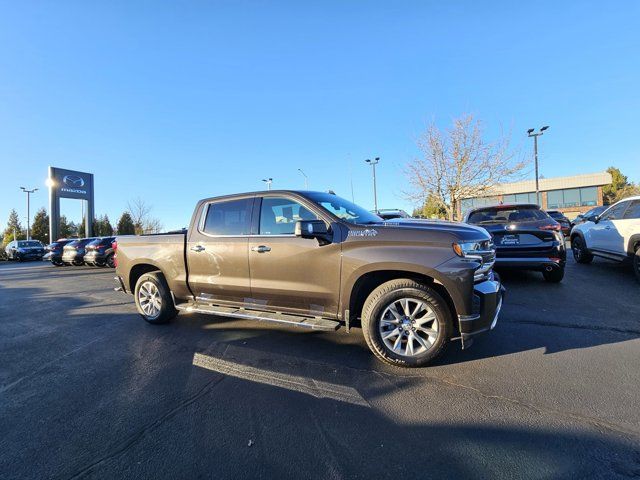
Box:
634, 247, 640, 283
361, 279, 452, 367
572, 236, 593, 264
134, 272, 178, 324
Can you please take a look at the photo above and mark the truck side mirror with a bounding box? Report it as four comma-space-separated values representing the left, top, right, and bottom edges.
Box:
295, 220, 328, 239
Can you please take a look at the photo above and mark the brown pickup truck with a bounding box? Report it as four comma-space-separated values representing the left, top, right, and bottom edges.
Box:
114, 190, 503, 367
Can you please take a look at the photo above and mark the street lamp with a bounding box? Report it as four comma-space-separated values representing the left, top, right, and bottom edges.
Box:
527, 126, 549, 206
365, 157, 380, 213
20, 186, 38, 240
262, 178, 273, 191
297, 169, 309, 189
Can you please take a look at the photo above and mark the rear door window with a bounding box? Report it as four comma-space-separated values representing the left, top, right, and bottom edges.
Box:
202, 198, 253, 236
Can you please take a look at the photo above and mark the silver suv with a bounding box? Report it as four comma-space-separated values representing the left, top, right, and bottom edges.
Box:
570, 195, 640, 282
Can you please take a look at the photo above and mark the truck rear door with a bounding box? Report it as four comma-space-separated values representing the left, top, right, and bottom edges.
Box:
186, 196, 254, 305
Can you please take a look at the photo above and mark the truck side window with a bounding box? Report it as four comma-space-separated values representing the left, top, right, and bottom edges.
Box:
259, 197, 318, 235
203, 199, 253, 236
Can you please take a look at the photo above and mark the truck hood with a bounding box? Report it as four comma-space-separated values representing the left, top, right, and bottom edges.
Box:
375, 218, 490, 240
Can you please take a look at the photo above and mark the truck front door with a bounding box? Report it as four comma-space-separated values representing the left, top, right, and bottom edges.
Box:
187, 196, 254, 305
247, 195, 341, 318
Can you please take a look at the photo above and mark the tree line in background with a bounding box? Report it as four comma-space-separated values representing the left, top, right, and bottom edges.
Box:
1, 198, 162, 246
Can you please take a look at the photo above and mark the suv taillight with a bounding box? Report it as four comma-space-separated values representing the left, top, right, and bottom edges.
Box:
539, 224, 561, 231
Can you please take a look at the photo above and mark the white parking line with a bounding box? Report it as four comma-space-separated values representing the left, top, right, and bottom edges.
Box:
192, 352, 369, 407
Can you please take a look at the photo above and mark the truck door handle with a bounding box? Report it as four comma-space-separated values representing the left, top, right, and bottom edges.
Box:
605, 226, 611, 230
190, 245, 206, 252
251, 245, 271, 253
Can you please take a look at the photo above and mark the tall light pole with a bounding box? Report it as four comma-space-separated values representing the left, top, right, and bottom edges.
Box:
262, 178, 273, 191
365, 157, 380, 212
527, 126, 549, 206
20, 186, 38, 240
297, 169, 308, 189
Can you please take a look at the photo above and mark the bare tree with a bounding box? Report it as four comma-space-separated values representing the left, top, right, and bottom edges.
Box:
127, 197, 163, 234
405, 114, 525, 220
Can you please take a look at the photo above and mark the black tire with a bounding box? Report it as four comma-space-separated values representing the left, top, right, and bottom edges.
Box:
16, 254, 23, 262
134, 272, 178, 324
52, 260, 64, 267
361, 279, 452, 368
572, 236, 593, 264
105, 253, 115, 269
542, 267, 565, 283
633, 248, 640, 284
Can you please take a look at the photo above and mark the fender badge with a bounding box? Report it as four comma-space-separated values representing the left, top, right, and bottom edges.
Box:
348, 229, 378, 237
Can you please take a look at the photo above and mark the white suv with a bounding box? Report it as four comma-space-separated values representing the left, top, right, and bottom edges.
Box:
570, 195, 640, 282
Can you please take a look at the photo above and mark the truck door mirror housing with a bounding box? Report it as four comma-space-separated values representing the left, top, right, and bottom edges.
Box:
295, 220, 328, 239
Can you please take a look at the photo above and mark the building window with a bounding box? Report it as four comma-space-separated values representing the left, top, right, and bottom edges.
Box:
579, 187, 597, 206
546, 187, 598, 209
503, 192, 538, 204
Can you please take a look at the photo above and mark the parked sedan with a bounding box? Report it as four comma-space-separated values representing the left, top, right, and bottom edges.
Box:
465, 203, 566, 282
5, 240, 46, 261
45, 239, 75, 266
546, 210, 571, 236
83, 237, 116, 267
61, 238, 98, 265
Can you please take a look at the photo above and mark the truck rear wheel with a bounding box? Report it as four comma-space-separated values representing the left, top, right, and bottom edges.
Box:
361, 279, 452, 367
134, 272, 178, 324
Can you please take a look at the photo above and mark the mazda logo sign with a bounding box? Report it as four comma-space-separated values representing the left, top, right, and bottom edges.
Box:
63, 175, 85, 188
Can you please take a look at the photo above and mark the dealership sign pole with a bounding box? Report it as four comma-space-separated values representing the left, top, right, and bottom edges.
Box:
47, 167, 95, 241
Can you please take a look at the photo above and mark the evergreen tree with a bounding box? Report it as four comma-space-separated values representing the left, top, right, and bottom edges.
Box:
100, 215, 114, 236
31, 208, 50, 243
59, 216, 74, 239
117, 212, 136, 235
3, 209, 24, 244
603, 166, 640, 204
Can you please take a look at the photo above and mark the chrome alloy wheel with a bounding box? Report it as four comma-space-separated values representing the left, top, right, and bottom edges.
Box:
378, 297, 439, 357
138, 281, 162, 318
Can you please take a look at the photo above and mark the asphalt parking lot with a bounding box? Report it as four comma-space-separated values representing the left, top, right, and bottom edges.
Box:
1, 257, 639, 479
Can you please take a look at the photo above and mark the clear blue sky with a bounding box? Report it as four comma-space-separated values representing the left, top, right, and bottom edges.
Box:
1, 1, 639, 231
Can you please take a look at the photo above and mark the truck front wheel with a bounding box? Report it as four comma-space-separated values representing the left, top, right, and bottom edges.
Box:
134, 272, 178, 324
361, 279, 452, 367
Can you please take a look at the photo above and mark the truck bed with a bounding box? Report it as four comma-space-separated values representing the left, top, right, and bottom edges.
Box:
115, 232, 190, 298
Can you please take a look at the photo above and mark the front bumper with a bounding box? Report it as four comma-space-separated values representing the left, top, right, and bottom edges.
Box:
17, 251, 45, 260
457, 276, 505, 347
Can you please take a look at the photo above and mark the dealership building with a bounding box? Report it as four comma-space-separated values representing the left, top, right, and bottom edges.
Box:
459, 171, 613, 219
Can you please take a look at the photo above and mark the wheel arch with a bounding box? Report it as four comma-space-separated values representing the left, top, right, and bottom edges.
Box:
345, 268, 458, 330
627, 234, 640, 255
128, 262, 164, 293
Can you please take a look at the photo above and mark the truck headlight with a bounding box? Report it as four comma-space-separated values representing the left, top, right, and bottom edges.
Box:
452, 241, 484, 258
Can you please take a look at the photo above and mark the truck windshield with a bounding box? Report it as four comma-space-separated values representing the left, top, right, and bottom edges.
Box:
306, 192, 383, 225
